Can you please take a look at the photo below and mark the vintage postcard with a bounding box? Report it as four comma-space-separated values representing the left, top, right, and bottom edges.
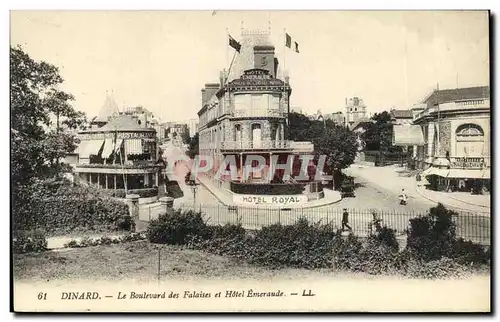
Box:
10, 10, 491, 313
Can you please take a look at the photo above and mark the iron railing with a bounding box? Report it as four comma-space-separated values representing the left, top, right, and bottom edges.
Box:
140, 204, 491, 246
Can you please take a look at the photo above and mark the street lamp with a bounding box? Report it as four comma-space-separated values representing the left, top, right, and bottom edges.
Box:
190, 184, 198, 211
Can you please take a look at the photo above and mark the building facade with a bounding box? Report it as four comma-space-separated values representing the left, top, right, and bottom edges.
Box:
188, 118, 199, 138
411, 86, 490, 193
345, 97, 367, 128
73, 114, 163, 199
197, 29, 316, 198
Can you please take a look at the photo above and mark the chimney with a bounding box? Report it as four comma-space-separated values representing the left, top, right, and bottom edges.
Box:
253, 45, 276, 77
201, 88, 207, 106
204, 83, 220, 104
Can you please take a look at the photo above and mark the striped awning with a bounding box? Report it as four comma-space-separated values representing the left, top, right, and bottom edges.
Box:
101, 138, 115, 159
422, 167, 449, 177
125, 139, 143, 155
114, 139, 124, 154
75, 140, 105, 158
482, 168, 490, 179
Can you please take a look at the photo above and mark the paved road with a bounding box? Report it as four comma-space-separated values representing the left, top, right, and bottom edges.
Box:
141, 157, 489, 245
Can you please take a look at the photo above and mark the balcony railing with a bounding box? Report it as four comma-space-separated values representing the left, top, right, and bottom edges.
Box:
76, 161, 162, 169
221, 140, 290, 150
233, 109, 285, 118
414, 100, 490, 121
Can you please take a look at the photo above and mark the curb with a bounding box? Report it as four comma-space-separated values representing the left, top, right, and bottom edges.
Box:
414, 184, 490, 215
448, 195, 491, 209
197, 177, 343, 210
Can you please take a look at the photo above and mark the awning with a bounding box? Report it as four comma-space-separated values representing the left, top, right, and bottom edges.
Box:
423, 167, 449, 177
75, 140, 105, 158
447, 169, 484, 179
482, 168, 490, 179
125, 138, 143, 155
114, 139, 124, 154
421, 167, 433, 176
101, 138, 115, 159
392, 125, 425, 146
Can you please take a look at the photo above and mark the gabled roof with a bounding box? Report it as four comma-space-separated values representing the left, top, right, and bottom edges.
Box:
423, 86, 490, 106
93, 92, 120, 123
390, 109, 413, 119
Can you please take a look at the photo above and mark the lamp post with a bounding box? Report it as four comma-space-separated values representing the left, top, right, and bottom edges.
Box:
190, 184, 198, 211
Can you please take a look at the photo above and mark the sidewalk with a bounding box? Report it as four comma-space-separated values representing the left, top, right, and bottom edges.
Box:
346, 163, 491, 215
415, 185, 490, 215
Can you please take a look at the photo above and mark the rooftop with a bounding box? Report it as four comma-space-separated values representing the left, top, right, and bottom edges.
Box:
82, 115, 155, 133
390, 109, 413, 119
423, 86, 490, 106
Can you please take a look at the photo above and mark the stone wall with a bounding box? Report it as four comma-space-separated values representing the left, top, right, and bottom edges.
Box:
438, 121, 451, 156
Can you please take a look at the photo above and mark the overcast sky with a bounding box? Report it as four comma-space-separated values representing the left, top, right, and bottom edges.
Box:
10, 10, 489, 123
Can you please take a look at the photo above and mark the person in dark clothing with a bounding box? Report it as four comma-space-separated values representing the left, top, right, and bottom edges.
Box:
342, 208, 352, 231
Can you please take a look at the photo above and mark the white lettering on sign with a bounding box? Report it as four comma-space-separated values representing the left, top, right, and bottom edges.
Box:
233, 194, 307, 206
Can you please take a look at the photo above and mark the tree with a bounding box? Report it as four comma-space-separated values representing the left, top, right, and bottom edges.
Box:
313, 125, 359, 177
11, 46, 86, 216
361, 111, 401, 153
288, 112, 327, 142
180, 125, 191, 145
11, 46, 86, 179
186, 133, 199, 159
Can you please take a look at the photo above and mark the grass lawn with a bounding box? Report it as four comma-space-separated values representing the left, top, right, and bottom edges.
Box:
13, 240, 348, 283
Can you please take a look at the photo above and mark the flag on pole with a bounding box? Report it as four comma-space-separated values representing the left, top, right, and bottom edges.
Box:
285, 33, 299, 53
228, 34, 241, 53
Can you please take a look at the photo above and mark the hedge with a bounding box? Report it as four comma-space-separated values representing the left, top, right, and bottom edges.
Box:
147, 203, 490, 279
12, 177, 132, 234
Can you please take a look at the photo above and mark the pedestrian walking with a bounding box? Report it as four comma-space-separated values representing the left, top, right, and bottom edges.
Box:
399, 188, 407, 205
342, 208, 352, 231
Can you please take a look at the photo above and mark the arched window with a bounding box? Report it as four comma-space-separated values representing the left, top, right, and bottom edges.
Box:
455, 124, 484, 156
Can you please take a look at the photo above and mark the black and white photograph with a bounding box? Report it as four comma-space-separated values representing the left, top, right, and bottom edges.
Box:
10, 9, 491, 312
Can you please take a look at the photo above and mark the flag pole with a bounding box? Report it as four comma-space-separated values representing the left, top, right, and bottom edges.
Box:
283, 28, 288, 140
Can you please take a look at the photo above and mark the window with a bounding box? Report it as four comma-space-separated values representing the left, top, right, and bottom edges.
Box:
355, 108, 357, 111
455, 123, 485, 156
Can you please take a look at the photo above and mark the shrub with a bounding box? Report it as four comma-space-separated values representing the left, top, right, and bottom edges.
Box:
116, 215, 135, 231
404, 257, 473, 279
146, 209, 208, 245
247, 218, 338, 269
451, 238, 489, 265
406, 203, 457, 261
368, 226, 399, 252
406, 203, 490, 265
331, 231, 363, 271
12, 178, 131, 234
12, 230, 48, 254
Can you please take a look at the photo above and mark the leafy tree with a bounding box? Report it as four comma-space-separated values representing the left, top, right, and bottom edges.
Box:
180, 124, 191, 145
11, 46, 87, 231
11, 46, 86, 183
313, 126, 359, 188
361, 111, 401, 153
288, 112, 325, 142
186, 132, 199, 159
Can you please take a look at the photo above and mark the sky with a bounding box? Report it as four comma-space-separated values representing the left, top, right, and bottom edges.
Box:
10, 10, 490, 123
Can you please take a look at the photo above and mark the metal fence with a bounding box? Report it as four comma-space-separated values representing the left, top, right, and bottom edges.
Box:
139, 203, 491, 246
